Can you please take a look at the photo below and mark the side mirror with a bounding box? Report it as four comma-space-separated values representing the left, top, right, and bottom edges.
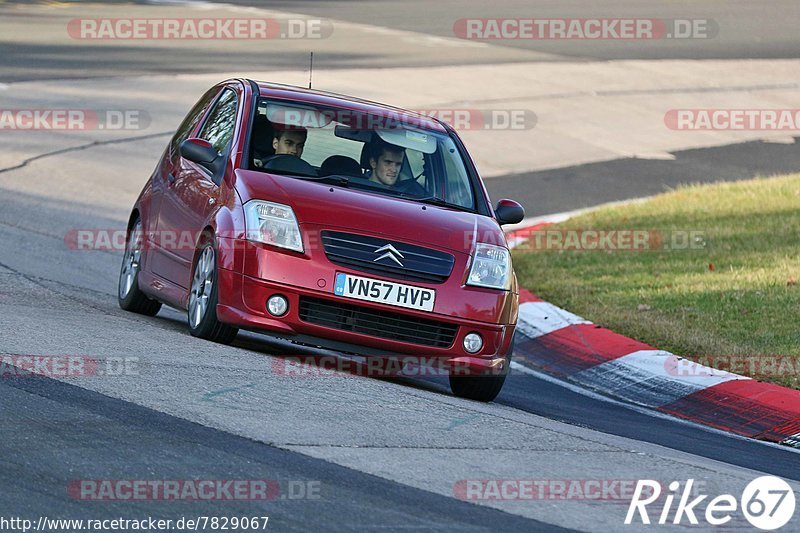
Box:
495, 199, 525, 226
180, 138, 217, 164
180, 138, 225, 183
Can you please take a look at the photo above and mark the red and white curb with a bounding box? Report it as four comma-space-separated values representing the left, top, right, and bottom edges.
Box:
506, 222, 800, 449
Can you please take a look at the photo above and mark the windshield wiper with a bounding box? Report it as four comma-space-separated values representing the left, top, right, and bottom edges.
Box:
294, 174, 351, 187
401, 195, 469, 210
264, 169, 319, 178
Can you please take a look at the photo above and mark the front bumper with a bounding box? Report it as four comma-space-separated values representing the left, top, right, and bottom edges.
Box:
216, 236, 517, 373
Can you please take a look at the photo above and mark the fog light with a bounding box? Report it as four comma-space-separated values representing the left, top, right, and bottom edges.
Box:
267, 295, 289, 316
463, 332, 483, 354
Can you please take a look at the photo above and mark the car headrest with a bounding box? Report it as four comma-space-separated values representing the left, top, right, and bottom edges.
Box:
320, 155, 363, 177
252, 115, 275, 154
359, 135, 375, 170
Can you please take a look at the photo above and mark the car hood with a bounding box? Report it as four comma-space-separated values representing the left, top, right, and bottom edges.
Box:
234, 169, 506, 254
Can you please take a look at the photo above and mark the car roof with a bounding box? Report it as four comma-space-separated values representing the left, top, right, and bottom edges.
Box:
251, 80, 448, 133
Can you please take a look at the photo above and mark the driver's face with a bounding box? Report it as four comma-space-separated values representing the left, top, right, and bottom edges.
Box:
273, 132, 306, 157
370, 149, 404, 186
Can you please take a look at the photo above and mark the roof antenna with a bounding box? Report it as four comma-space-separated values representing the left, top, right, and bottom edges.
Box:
308, 52, 314, 89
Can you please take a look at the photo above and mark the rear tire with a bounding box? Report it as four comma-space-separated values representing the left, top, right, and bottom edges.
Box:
118, 218, 162, 316
449, 333, 515, 402
187, 239, 238, 344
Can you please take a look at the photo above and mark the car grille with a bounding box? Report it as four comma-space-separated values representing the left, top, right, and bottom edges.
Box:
321, 231, 454, 284
298, 296, 458, 348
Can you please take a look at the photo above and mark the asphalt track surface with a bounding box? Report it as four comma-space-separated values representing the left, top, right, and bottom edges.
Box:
487, 136, 800, 217
3, 1, 800, 531
1, 373, 561, 532
2, 166, 799, 530
4, 0, 800, 209
226, 0, 800, 60
2, 331, 799, 531
2, 0, 800, 82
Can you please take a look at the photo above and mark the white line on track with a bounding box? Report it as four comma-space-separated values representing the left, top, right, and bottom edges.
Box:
509, 361, 800, 455
572, 349, 747, 408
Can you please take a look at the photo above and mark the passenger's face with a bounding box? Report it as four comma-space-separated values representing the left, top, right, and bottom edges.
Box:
273, 132, 306, 157
370, 149, 404, 186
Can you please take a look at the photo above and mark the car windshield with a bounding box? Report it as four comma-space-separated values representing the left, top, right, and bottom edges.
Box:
249, 98, 478, 211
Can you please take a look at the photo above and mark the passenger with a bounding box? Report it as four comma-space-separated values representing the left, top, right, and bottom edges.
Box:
272, 125, 307, 158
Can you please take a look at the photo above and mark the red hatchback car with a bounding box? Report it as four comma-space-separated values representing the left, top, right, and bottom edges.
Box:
119, 78, 525, 401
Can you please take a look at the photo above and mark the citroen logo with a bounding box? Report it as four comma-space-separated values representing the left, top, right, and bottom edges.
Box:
373, 244, 404, 267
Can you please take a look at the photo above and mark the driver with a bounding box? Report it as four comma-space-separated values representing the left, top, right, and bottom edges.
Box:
272, 125, 307, 158
367, 139, 427, 196
367, 139, 404, 187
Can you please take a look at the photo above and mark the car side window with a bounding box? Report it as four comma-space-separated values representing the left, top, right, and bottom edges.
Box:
170, 87, 220, 160
199, 89, 238, 155
440, 141, 474, 209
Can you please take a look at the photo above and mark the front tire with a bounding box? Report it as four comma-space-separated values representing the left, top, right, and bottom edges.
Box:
449, 333, 515, 402
187, 240, 238, 344
449, 371, 508, 403
118, 218, 161, 316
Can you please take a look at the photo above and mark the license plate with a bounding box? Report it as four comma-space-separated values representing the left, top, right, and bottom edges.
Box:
334, 273, 435, 312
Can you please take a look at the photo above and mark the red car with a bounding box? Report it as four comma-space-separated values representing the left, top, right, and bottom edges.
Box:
118, 78, 525, 401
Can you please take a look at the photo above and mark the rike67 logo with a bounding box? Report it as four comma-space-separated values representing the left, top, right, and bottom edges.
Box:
626, 476, 795, 530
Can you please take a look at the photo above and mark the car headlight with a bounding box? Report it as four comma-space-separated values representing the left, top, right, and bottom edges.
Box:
244, 200, 303, 253
467, 243, 511, 290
